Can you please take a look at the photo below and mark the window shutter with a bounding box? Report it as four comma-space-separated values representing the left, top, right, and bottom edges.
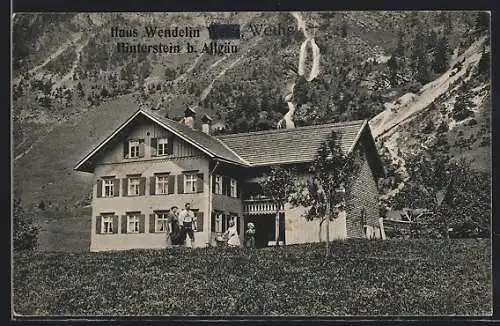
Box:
236, 180, 241, 198
168, 175, 175, 194
223, 177, 229, 196
122, 178, 128, 196
96, 179, 103, 198
113, 178, 120, 197
177, 175, 184, 194
139, 177, 146, 196
149, 214, 156, 233
211, 212, 216, 232
139, 214, 145, 233
150, 176, 156, 195
151, 138, 157, 156
124, 141, 129, 158
222, 213, 227, 232
236, 215, 240, 234
112, 215, 119, 234
96, 216, 102, 234
121, 215, 127, 234
196, 173, 204, 193
195, 212, 204, 232
138, 139, 145, 157
167, 136, 174, 155
212, 176, 216, 193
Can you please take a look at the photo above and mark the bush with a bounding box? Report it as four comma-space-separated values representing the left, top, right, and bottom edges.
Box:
13, 199, 39, 251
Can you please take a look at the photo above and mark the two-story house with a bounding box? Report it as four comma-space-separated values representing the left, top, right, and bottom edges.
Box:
74, 107, 385, 252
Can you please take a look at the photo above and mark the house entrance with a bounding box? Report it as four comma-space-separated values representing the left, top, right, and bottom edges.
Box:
245, 212, 285, 248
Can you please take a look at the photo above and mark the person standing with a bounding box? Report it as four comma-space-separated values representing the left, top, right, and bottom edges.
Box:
245, 222, 256, 249
223, 219, 241, 248
178, 202, 197, 247
167, 206, 180, 246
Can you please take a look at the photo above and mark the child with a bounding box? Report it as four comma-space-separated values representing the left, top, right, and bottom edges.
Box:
223, 219, 241, 247
245, 222, 256, 249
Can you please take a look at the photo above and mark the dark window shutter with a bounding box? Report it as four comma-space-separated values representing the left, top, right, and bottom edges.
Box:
112, 215, 119, 234
150, 176, 156, 195
96, 179, 102, 198
236, 180, 241, 198
96, 216, 102, 234
212, 175, 216, 193
223, 177, 229, 196
167, 136, 174, 155
195, 212, 204, 232
168, 175, 175, 194
177, 174, 184, 194
149, 214, 156, 233
151, 138, 157, 156
196, 173, 204, 193
222, 213, 227, 232
139, 177, 146, 196
121, 215, 127, 234
139, 139, 145, 157
124, 141, 129, 158
122, 178, 128, 196
211, 212, 216, 232
139, 214, 145, 233
113, 178, 120, 197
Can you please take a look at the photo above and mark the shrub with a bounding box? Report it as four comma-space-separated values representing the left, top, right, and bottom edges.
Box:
13, 199, 39, 251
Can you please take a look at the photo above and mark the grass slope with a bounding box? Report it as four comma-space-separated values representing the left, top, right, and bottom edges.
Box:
13, 239, 491, 316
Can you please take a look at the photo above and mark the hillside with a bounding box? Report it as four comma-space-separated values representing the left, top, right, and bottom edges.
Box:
12, 11, 491, 251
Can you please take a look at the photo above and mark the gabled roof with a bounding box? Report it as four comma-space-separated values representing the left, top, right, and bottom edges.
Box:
74, 109, 249, 172
216, 120, 368, 166
75, 108, 382, 176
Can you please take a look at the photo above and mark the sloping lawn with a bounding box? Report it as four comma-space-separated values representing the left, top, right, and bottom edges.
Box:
13, 239, 491, 316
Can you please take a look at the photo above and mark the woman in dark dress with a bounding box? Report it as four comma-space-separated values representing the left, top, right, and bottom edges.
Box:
168, 206, 181, 246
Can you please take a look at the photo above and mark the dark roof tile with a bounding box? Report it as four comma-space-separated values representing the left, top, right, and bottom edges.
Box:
216, 120, 367, 166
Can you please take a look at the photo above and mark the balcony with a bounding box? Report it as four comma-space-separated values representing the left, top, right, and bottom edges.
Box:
243, 198, 284, 215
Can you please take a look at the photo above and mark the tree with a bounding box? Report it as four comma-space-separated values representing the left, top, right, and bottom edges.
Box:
475, 11, 490, 32
13, 199, 39, 251
259, 166, 295, 255
432, 36, 450, 74
387, 152, 490, 239
289, 131, 359, 258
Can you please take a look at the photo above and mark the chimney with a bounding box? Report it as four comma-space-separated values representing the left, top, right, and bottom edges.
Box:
201, 113, 213, 135
182, 106, 196, 129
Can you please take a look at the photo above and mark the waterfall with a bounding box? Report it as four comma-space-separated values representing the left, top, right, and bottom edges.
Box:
278, 12, 321, 129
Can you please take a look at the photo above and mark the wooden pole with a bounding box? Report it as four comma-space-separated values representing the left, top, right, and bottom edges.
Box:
325, 192, 330, 258
275, 210, 280, 246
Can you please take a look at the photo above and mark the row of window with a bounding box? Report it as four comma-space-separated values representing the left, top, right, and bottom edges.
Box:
124, 137, 173, 159
97, 211, 240, 235
97, 211, 203, 235
97, 173, 239, 198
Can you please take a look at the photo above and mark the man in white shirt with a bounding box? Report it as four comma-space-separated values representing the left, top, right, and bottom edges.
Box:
178, 202, 197, 247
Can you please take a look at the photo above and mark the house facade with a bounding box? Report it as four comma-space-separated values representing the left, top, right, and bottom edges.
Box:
74, 108, 385, 252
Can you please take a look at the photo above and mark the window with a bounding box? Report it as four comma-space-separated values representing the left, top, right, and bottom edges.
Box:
184, 173, 197, 193
127, 214, 140, 233
128, 177, 140, 196
129, 140, 140, 158
103, 179, 114, 197
155, 211, 169, 232
157, 138, 169, 156
215, 212, 223, 233
102, 215, 113, 234
230, 178, 238, 197
214, 175, 223, 194
156, 175, 169, 195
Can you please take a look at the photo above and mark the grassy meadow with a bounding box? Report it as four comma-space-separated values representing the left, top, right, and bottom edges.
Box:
13, 239, 491, 316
